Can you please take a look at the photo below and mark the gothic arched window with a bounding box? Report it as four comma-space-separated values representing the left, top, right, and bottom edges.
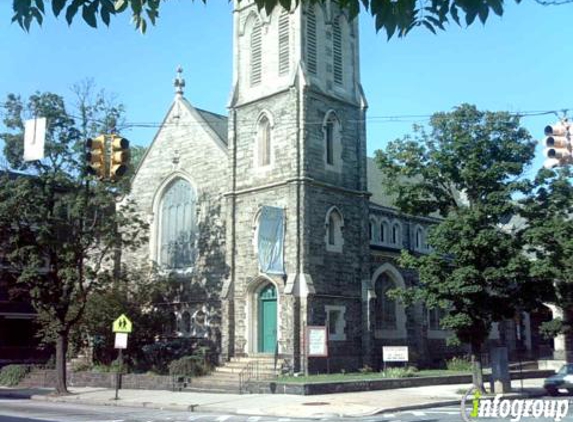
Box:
325, 207, 344, 252
392, 222, 401, 247
182, 311, 191, 334
324, 112, 341, 168
375, 274, 397, 330
257, 115, 272, 167
159, 178, 197, 269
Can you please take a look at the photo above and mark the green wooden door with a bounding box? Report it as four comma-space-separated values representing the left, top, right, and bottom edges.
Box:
258, 284, 277, 353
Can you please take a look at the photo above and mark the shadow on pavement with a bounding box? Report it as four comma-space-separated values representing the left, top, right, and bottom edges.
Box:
0, 388, 53, 399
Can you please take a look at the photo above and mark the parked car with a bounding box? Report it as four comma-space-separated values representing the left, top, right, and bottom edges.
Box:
543, 364, 573, 395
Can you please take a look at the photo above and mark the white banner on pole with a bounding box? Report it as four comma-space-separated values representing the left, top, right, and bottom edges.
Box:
24, 118, 46, 162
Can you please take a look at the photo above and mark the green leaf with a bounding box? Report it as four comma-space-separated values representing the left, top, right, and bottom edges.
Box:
65, 1, 82, 25
82, 2, 98, 28
422, 19, 437, 34
34, 0, 44, 13
52, 0, 66, 16
101, 5, 111, 26
478, 3, 489, 24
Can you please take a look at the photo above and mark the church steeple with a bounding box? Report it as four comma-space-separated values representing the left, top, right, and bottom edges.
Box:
230, 0, 363, 107
174, 65, 186, 98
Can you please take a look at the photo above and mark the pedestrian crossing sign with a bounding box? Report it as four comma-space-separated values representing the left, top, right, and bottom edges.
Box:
112, 314, 132, 333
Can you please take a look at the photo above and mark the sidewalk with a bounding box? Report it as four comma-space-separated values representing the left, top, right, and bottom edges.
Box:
0, 378, 546, 419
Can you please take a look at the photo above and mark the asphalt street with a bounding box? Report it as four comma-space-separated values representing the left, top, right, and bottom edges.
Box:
1, 399, 572, 422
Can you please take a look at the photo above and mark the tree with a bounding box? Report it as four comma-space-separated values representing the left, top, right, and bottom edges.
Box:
521, 167, 573, 361
0, 91, 147, 394
375, 103, 550, 391
11, 0, 526, 40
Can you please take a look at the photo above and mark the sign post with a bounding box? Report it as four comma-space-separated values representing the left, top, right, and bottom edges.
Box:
112, 314, 132, 400
382, 346, 409, 372
307, 326, 328, 374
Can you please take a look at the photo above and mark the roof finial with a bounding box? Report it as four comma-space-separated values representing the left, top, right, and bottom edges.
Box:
174, 65, 185, 97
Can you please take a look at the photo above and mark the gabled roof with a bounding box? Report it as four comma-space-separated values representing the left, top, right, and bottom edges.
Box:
195, 108, 228, 145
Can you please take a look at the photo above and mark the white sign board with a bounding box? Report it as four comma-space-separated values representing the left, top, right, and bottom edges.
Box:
307, 326, 328, 357
24, 118, 46, 161
114, 332, 128, 349
383, 346, 409, 362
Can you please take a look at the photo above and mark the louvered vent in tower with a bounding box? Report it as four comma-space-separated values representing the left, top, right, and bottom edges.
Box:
251, 21, 262, 85
306, 7, 317, 75
332, 18, 342, 85
278, 11, 290, 75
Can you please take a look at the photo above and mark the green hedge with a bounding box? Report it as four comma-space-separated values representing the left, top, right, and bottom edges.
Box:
0, 364, 32, 386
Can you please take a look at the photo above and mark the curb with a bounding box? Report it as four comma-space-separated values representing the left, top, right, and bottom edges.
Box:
367, 390, 547, 416
11, 388, 547, 419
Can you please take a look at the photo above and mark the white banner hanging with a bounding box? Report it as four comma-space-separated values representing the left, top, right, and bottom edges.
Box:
23, 118, 46, 161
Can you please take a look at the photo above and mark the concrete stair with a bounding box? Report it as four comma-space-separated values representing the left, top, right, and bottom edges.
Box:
184, 355, 279, 394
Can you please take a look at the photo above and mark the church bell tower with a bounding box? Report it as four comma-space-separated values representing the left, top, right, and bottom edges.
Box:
224, 0, 371, 372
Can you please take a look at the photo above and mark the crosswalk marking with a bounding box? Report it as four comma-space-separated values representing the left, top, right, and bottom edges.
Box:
215, 416, 232, 421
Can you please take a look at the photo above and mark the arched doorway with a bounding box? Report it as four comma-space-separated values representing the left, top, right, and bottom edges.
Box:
258, 284, 277, 353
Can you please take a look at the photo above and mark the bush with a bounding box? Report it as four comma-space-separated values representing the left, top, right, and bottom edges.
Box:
168, 355, 211, 377
71, 360, 92, 372
446, 356, 473, 372
380, 366, 418, 378
0, 365, 32, 386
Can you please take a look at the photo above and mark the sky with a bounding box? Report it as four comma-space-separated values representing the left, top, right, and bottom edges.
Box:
1, 1, 572, 177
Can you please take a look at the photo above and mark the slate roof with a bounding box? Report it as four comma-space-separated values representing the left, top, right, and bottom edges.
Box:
195, 108, 228, 146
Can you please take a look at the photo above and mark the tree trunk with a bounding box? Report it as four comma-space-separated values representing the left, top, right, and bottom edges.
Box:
55, 331, 69, 395
471, 341, 485, 393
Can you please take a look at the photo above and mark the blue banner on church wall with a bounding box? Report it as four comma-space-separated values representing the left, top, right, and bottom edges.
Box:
257, 206, 285, 275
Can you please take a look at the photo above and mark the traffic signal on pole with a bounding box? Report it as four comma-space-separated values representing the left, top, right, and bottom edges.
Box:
86, 135, 106, 178
109, 135, 130, 181
543, 121, 572, 169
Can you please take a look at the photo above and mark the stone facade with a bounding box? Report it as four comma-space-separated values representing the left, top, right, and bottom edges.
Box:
126, 0, 534, 374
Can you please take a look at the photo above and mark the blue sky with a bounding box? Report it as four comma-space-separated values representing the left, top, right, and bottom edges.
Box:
1, 1, 572, 176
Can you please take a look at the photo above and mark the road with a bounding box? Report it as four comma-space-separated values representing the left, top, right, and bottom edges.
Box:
1, 398, 571, 422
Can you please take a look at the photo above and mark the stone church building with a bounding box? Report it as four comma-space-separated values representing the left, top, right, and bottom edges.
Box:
126, 0, 537, 373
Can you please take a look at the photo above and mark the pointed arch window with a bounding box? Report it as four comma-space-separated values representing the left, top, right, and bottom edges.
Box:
159, 178, 197, 269
415, 226, 424, 251
375, 274, 397, 330
380, 221, 388, 244
182, 311, 191, 334
325, 207, 344, 252
278, 10, 290, 75
324, 112, 341, 168
256, 115, 272, 167
392, 222, 401, 247
251, 20, 263, 85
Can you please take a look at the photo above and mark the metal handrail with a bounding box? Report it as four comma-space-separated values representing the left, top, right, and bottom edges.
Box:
238, 359, 257, 394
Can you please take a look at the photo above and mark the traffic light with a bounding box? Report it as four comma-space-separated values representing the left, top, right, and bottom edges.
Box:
85, 135, 106, 178
109, 135, 130, 181
543, 121, 572, 169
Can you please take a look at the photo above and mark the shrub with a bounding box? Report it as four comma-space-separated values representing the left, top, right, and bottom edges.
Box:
0, 365, 32, 386
71, 360, 92, 372
380, 366, 418, 378
359, 365, 373, 374
169, 355, 211, 377
446, 356, 473, 372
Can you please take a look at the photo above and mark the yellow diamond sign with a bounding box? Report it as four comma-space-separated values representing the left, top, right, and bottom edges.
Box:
112, 314, 132, 334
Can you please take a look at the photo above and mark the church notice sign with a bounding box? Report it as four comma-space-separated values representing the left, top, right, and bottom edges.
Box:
382, 346, 409, 362
307, 326, 328, 357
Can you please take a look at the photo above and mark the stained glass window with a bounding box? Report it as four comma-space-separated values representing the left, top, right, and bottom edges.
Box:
160, 178, 197, 269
